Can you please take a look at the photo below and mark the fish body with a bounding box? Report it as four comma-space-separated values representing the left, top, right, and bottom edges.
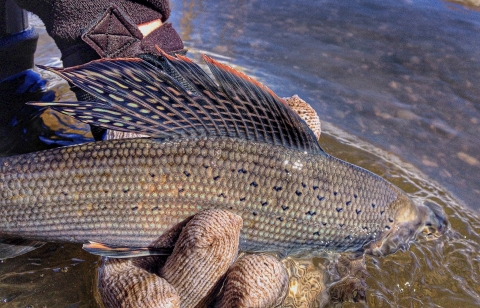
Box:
0, 53, 444, 257
1, 136, 406, 253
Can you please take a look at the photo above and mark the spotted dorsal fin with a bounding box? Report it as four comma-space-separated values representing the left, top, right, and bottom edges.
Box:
33, 54, 323, 154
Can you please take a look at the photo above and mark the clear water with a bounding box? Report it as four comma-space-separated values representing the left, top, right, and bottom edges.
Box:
1, 0, 480, 306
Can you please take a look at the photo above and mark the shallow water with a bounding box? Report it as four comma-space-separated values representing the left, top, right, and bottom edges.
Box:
1, 0, 480, 307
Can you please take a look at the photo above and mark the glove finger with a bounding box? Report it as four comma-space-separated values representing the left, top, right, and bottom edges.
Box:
215, 254, 289, 308
160, 209, 242, 308
98, 257, 180, 308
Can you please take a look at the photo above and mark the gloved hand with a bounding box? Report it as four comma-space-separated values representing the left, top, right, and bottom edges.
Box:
97, 209, 289, 308
13, 0, 184, 67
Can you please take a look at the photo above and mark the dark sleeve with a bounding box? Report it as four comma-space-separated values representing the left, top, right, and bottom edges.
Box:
11, 0, 182, 67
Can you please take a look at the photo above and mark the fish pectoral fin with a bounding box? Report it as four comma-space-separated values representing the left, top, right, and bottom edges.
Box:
83, 241, 172, 258
0, 237, 45, 259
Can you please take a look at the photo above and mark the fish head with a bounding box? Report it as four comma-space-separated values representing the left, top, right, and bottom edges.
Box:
416, 201, 448, 241
365, 190, 447, 256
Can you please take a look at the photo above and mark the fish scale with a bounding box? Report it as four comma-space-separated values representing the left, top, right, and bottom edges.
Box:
1, 135, 398, 254
0, 53, 438, 258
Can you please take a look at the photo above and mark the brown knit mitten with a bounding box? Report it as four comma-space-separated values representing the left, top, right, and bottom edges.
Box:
215, 254, 289, 308
99, 257, 180, 308
160, 209, 243, 308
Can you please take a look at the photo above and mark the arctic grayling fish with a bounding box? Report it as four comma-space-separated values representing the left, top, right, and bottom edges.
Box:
0, 52, 446, 258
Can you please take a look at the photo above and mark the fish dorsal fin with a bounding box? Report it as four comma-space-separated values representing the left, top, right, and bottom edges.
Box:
34, 55, 323, 154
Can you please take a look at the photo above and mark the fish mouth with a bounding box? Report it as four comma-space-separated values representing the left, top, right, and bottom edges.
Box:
365, 196, 448, 257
